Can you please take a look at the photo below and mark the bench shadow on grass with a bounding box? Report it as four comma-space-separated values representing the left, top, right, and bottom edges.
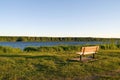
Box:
0, 54, 67, 64
0, 54, 99, 63
67, 56, 99, 63
0, 54, 59, 60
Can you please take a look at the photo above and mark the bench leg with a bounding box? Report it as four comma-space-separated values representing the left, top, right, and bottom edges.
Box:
80, 55, 82, 61
93, 53, 95, 59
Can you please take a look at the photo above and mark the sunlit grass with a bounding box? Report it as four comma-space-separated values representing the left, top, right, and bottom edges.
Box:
0, 49, 120, 80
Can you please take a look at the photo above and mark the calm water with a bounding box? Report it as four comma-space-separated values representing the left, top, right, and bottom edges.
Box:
0, 41, 103, 49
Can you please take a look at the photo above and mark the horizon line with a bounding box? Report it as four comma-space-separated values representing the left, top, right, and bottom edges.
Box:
0, 35, 120, 39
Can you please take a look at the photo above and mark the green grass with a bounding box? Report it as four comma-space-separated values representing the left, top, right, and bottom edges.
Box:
0, 46, 22, 54
23, 43, 120, 52
0, 50, 120, 80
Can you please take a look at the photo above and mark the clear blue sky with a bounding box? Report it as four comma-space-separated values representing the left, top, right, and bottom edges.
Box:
0, 0, 120, 38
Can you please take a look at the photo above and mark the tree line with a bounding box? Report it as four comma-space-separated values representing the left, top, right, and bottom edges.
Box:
0, 36, 119, 42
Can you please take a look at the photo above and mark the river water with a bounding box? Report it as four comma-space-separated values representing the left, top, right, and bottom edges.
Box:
0, 41, 104, 49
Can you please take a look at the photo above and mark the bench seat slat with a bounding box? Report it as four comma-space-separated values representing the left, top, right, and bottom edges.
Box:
76, 52, 97, 55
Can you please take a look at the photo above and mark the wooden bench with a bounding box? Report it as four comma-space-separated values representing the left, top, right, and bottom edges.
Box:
76, 46, 99, 61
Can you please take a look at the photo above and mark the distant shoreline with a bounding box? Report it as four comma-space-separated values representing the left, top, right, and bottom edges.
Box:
0, 36, 119, 42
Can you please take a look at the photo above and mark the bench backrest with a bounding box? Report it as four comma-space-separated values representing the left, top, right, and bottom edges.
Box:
81, 46, 99, 55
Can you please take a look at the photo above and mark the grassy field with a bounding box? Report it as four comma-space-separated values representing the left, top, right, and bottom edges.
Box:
0, 50, 120, 80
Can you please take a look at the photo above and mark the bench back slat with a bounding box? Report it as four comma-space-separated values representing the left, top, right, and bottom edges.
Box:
81, 46, 99, 55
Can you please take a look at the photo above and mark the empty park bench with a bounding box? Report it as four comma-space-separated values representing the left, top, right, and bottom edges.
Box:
76, 46, 99, 61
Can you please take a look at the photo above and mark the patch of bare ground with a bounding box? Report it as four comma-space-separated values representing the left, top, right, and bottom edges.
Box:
69, 56, 98, 62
